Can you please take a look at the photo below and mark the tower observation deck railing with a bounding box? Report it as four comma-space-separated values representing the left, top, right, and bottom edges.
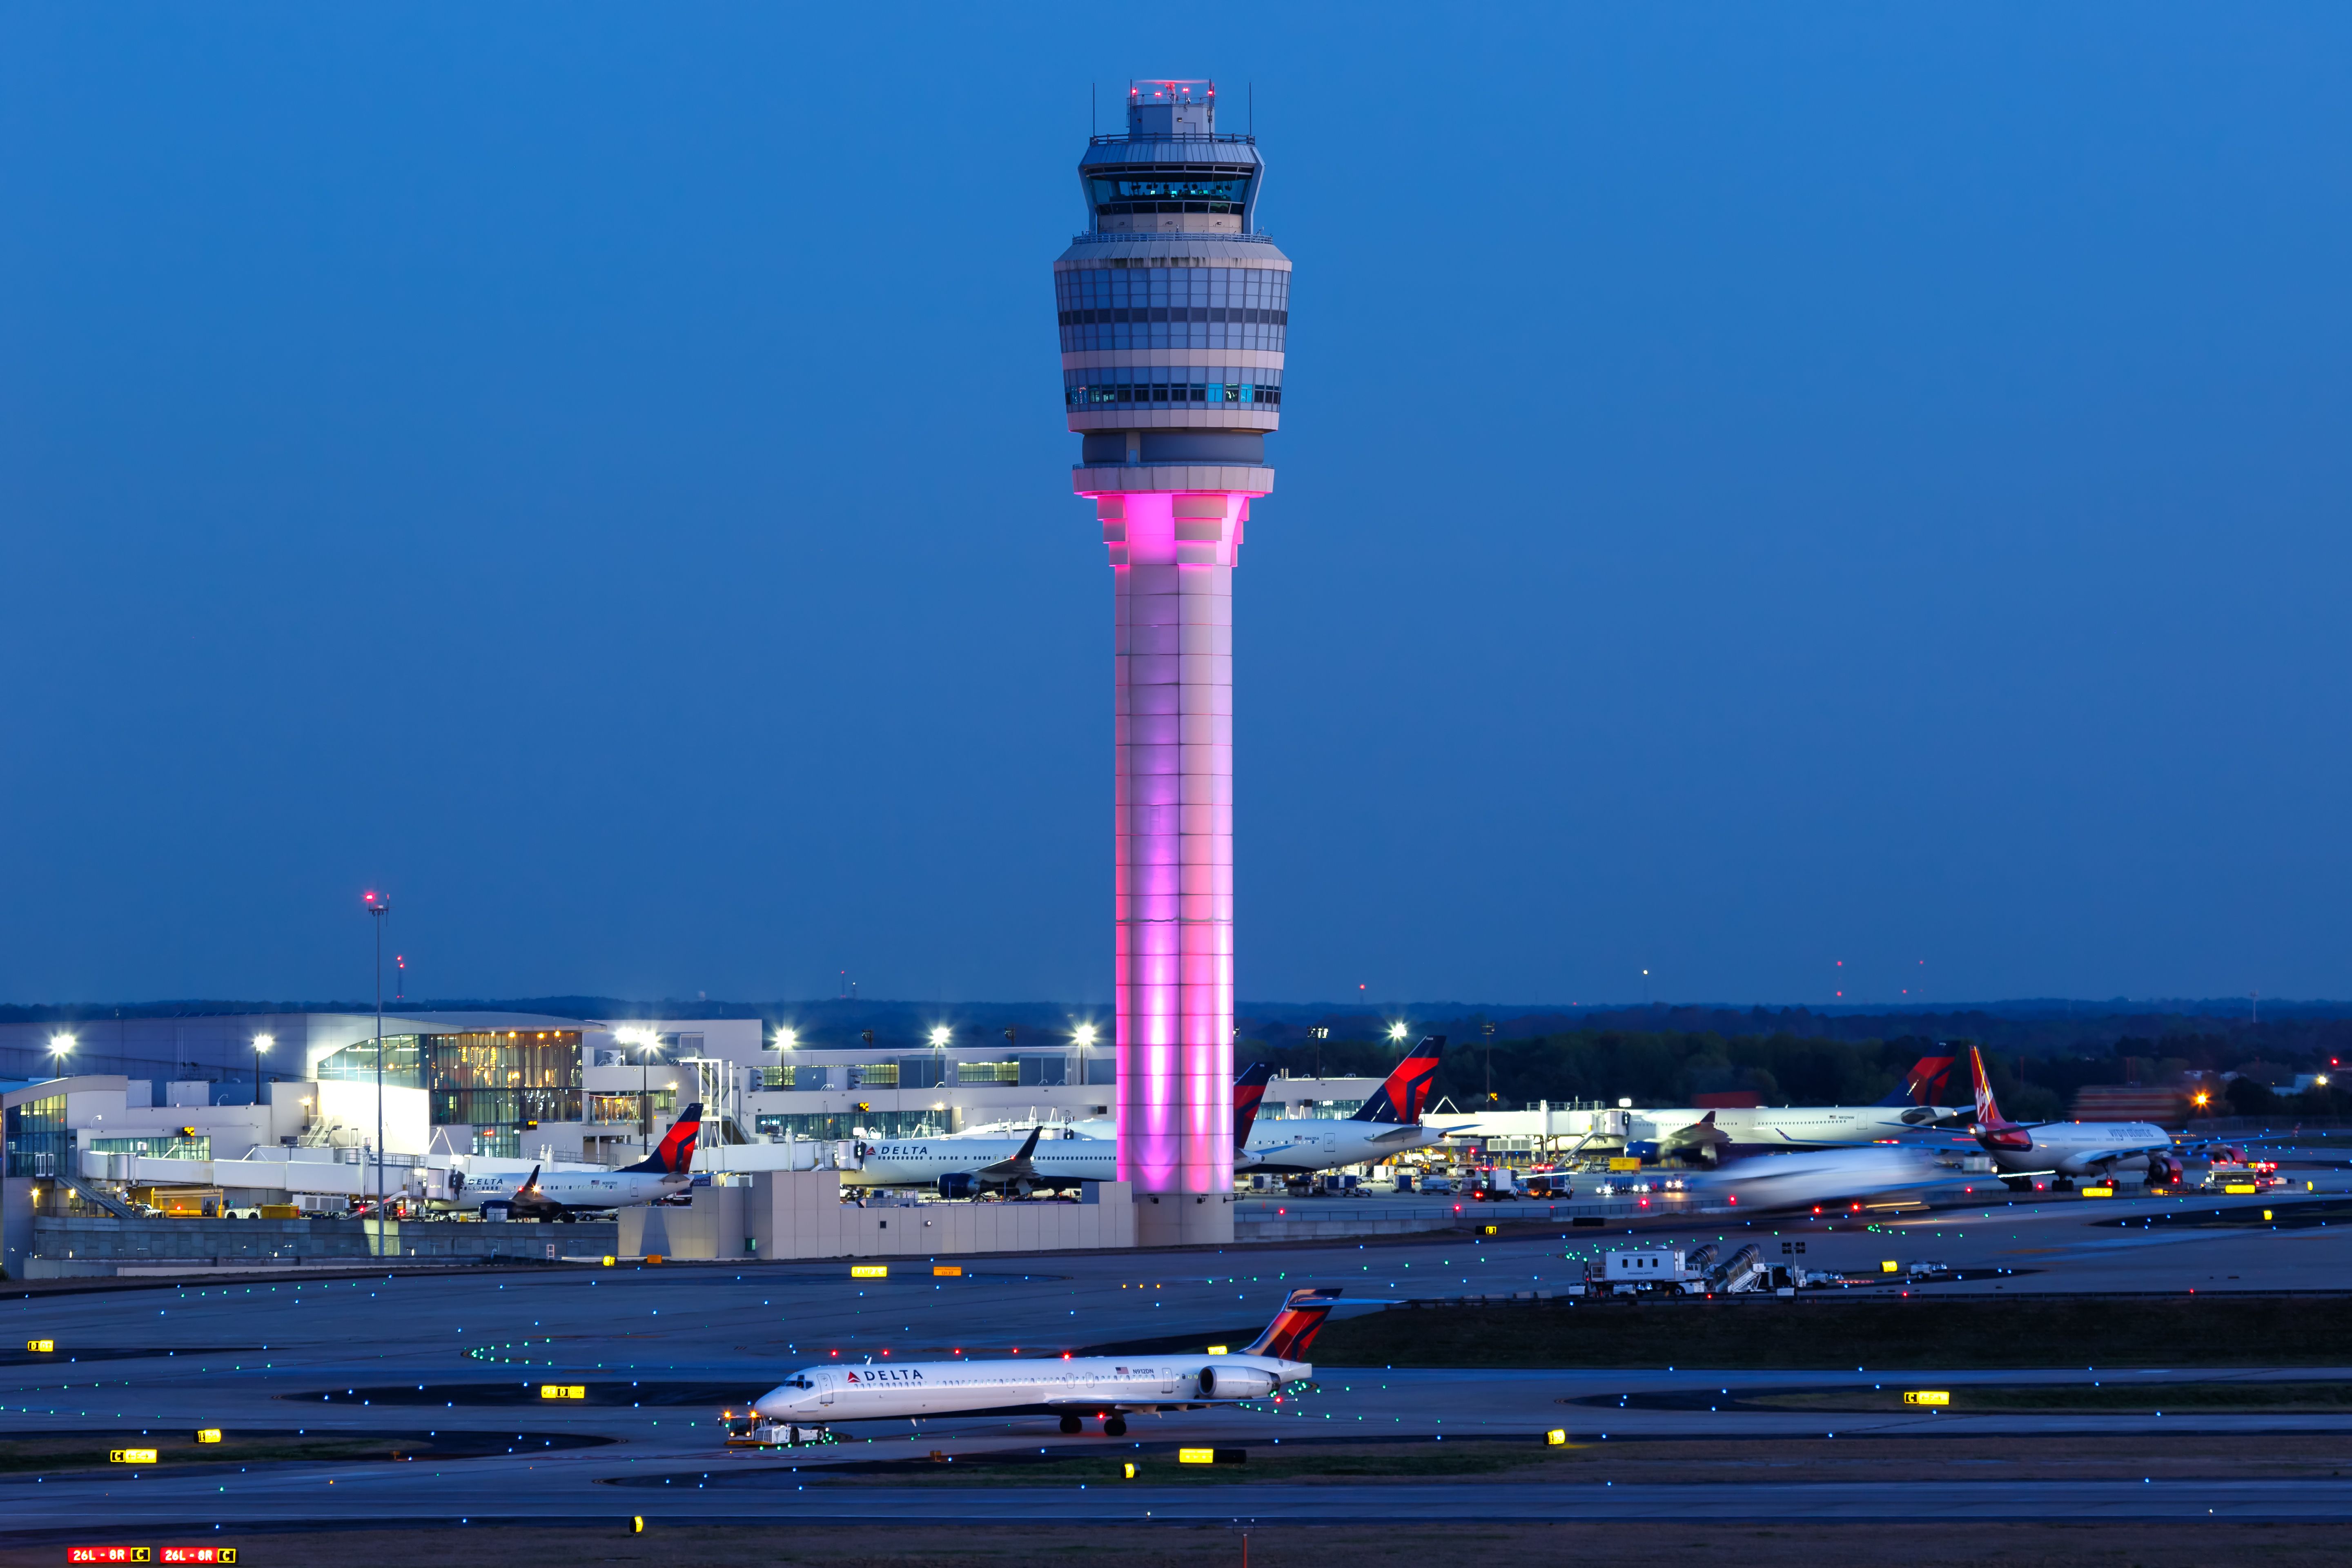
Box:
1069, 231, 1275, 245
1088, 133, 1256, 148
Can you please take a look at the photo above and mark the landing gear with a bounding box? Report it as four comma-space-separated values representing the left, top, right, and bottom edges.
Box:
1058, 1414, 1083, 1434
1103, 1415, 1127, 1437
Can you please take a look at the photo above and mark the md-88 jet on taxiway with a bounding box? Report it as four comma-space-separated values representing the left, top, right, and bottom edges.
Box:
750, 1287, 1341, 1438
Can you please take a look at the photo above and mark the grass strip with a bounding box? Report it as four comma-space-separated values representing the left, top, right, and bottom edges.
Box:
1313, 1292, 2352, 1369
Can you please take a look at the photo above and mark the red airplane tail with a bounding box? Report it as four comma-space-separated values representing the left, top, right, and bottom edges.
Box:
622, 1102, 702, 1174
1241, 1288, 1343, 1361
1352, 1037, 1443, 1125
1234, 1062, 1276, 1146
1872, 1054, 1957, 1107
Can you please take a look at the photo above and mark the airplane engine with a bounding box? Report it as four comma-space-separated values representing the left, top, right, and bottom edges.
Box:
936, 1173, 979, 1200
1197, 1361, 1278, 1399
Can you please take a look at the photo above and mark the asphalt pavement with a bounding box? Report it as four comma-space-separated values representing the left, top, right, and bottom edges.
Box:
2, 1165, 2349, 1530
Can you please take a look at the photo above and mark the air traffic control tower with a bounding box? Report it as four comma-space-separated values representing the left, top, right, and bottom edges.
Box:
1054, 79, 1287, 1244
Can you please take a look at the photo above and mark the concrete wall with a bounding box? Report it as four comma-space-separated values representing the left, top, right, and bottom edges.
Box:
25, 1214, 614, 1274
1, 1178, 33, 1279
619, 1174, 1137, 1261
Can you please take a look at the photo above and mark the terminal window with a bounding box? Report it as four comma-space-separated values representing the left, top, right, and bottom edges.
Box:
4, 1095, 67, 1178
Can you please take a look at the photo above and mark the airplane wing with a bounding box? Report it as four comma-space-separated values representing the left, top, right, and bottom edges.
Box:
971, 1126, 1045, 1182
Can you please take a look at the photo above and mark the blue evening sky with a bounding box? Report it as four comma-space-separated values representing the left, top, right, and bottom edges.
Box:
2, 6, 2347, 1007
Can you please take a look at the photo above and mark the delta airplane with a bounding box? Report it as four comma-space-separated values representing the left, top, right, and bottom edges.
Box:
1965, 1045, 2175, 1187
1238, 1037, 1453, 1173
844, 1123, 1116, 1197
455, 1103, 702, 1221
1634, 1055, 1963, 1164
750, 1287, 1340, 1437
848, 1053, 1435, 1195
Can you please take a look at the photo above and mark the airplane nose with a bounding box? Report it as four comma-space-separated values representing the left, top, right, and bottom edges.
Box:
751, 1385, 795, 1418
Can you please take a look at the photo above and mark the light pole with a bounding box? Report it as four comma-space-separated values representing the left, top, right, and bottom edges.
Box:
633, 1032, 662, 1156
927, 1025, 945, 1123
253, 1033, 273, 1109
926, 1027, 951, 1130
364, 891, 390, 1240
1074, 1024, 1096, 1091
47, 1033, 74, 1080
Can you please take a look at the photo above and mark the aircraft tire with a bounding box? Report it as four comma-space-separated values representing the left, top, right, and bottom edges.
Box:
1104, 1416, 1127, 1437
1058, 1414, 1082, 1434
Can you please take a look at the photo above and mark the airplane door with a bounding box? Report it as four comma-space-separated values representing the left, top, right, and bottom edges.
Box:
819, 1374, 834, 1407
1159, 1367, 1177, 1395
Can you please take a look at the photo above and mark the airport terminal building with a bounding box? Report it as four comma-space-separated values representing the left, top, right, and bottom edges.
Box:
0, 1010, 1381, 1171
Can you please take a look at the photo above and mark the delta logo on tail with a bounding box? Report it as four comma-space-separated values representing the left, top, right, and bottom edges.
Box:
1354, 1036, 1444, 1124
1873, 1054, 1956, 1108
1233, 1062, 1275, 1145
1240, 1287, 1343, 1361
622, 1102, 704, 1174
1967, 1049, 2034, 1150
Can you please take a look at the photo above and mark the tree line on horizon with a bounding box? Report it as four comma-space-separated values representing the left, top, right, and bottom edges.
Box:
1236, 1022, 2352, 1123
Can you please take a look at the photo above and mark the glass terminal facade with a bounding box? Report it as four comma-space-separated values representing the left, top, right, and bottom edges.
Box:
4, 1094, 67, 1177
316, 1029, 584, 1135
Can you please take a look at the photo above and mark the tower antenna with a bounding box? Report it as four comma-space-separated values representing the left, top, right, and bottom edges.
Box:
1091, 81, 1096, 136
1249, 81, 1254, 136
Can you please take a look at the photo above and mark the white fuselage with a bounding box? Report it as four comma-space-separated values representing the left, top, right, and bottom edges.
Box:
851, 1120, 1445, 1187
752, 1350, 1309, 1423
1240, 1120, 1444, 1173
455, 1168, 688, 1214
1689, 1145, 1950, 1212
1984, 1121, 2171, 1178
1639, 1104, 1956, 1150
843, 1134, 1118, 1190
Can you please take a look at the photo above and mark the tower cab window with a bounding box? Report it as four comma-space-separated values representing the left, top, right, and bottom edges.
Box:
1090, 174, 1252, 216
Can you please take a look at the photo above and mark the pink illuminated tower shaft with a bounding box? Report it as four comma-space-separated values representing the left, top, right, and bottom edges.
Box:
1054, 78, 1286, 1245
1102, 488, 1251, 1218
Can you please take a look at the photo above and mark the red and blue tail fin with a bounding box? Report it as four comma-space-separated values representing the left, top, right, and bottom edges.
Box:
621, 1102, 702, 1174
1967, 1048, 2011, 1127
1241, 1287, 1343, 1360
1351, 1037, 1444, 1124
1967, 1048, 2034, 1149
1873, 1055, 1956, 1107
1234, 1062, 1275, 1145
